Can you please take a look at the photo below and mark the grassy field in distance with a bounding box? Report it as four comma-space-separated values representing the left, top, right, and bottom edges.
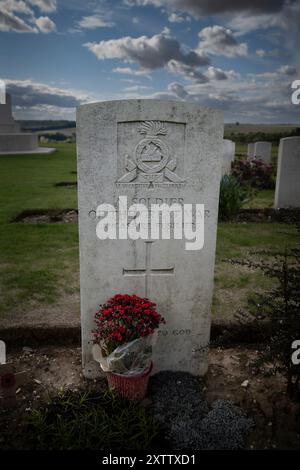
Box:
225, 123, 300, 134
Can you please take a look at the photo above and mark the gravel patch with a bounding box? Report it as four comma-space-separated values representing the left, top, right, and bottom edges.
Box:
149, 371, 254, 450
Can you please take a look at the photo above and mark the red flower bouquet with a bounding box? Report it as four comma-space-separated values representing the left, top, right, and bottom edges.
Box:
93, 294, 165, 375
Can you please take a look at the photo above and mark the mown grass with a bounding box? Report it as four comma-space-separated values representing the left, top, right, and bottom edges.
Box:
0, 143, 77, 223
0, 142, 298, 323
0, 143, 79, 318
244, 189, 274, 209
213, 222, 299, 320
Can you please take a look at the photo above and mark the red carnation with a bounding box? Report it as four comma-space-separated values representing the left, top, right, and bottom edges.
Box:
93, 293, 165, 355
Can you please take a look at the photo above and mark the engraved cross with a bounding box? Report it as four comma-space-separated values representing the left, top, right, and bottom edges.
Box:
123, 241, 174, 297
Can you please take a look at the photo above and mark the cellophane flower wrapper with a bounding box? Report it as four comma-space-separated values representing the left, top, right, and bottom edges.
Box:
95, 334, 156, 376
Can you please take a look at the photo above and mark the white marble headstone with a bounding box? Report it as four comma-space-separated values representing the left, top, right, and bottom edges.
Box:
221, 139, 235, 176
0, 340, 5, 364
274, 136, 300, 208
77, 100, 223, 378
254, 141, 272, 164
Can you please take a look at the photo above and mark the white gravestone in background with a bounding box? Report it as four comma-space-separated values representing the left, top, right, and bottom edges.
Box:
221, 139, 235, 176
77, 100, 223, 378
0, 340, 5, 364
247, 143, 254, 160
254, 141, 272, 164
0, 93, 55, 155
274, 136, 300, 208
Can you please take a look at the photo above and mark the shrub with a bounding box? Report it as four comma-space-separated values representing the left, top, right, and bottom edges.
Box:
231, 247, 300, 400
218, 175, 251, 221
39, 132, 67, 142
232, 159, 275, 189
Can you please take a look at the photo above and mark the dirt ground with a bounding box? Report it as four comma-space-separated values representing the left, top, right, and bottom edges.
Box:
0, 345, 299, 450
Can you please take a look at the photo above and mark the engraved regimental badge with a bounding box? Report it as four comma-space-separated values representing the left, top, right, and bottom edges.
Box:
118, 121, 184, 184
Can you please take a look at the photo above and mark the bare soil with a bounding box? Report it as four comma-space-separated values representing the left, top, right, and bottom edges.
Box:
0, 345, 299, 450
12, 209, 78, 224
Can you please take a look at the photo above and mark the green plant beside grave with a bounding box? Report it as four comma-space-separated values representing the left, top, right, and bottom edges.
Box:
218, 175, 252, 221
231, 247, 300, 400
26, 388, 161, 450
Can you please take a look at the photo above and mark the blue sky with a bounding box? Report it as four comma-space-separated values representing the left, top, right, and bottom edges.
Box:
1, 0, 300, 122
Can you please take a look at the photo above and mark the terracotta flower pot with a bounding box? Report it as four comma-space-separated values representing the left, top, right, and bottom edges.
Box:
106, 361, 153, 402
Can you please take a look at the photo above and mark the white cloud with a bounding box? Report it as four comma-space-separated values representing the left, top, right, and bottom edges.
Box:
122, 84, 151, 91
77, 15, 115, 29
28, 0, 57, 13
256, 48, 281, 58
227, 14, 276, 35
143, 68, 299, 123
167, 60, 208, 83
198, 25, 248, 58
167, 82, 188, 98
254, 64, 297, 80
168, 13, 184, 23
0, 10, 37, 32
85, 30, 209, 70
0, 0, 56, 33
112, 66, 152, 78
5, 78, 87, 108
206, 66, 238, 81
278, 64, 296, 75
1, 0, 33, 15
167, 60, 239, 83
89, 29, 242, 85
35, 15, 56, 33
228, 1, 300, 35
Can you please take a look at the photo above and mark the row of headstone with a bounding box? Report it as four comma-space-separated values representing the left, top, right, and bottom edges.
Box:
77, 100, 224, 378
221, 139, 235, 176
247, 141, 272, 164
247, 137, 300, 208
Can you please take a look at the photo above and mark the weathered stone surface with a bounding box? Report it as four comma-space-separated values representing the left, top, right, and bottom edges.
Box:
77, 99, 223, 378
0, 93, 54, 154
0, 94, 20, 134
274, 136, 300, 208
254, 141, 272, 164
221, 139, 235, 176
0, 134, 38, 151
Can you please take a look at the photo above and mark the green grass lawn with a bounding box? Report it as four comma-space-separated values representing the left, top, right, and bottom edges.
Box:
0, 143, 298, 326
244, 189, 274, 208
213, 223, 299, 321
225, 123, 300, 134
0, 143, 79, 325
